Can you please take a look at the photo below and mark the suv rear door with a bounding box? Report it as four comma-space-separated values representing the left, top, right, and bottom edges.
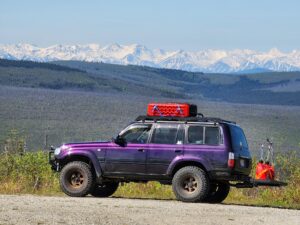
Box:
227, 124, 252, 175
184, 124, 226, 170
146, 123, 184, 176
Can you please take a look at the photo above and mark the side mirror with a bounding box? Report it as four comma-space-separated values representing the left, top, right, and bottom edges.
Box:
113, 135, 127, 147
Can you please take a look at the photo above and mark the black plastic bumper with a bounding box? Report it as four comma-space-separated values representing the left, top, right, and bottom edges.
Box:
49, 151, 59, 171
209, 169, 287, 188
209, 169, 251, 182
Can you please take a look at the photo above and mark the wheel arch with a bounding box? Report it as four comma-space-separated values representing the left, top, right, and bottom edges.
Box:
169, 160, 209, 177
59, 152, 102, 179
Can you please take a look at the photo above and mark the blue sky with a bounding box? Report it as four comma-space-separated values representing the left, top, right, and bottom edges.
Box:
1, 0, 299, 51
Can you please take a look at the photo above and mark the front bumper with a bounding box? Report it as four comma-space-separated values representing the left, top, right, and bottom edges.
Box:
49, 151, 59, 171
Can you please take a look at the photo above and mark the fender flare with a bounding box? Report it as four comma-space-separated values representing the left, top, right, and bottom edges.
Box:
58, 150, 103, 178
167, 156, 212, 176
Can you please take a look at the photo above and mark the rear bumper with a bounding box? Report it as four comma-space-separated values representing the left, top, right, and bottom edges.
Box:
209, 169, 251, 182
209, 169, 287, 187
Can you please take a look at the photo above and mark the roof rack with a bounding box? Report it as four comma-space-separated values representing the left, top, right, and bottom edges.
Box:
135, 115, 236, 124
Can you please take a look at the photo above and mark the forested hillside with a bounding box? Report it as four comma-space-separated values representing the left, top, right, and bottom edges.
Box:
1, 59, 300, 105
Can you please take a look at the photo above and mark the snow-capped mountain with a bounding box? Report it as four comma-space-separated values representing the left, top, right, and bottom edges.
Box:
1, 43, 300, 73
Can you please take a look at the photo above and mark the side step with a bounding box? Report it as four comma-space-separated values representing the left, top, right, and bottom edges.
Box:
232, 179, 287, 188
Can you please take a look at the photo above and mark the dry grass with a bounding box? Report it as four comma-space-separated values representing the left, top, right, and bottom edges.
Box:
0, 151, 299, 209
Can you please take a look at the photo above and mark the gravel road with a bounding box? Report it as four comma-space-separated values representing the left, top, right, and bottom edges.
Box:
0, 195, 299, 225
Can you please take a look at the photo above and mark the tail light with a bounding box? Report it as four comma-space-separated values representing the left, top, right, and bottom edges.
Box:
228, 152, 235, 168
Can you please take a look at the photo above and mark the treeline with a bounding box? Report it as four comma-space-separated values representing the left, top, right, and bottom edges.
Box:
0, 59, 83, 72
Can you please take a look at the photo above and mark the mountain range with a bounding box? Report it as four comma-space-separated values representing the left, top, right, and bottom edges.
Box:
1, 43, 300, 73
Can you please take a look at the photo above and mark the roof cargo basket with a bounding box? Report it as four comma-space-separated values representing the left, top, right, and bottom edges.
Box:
147, 103, 197, 117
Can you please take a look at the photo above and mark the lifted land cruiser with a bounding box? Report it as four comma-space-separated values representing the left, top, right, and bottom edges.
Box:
49, 106, 262, 203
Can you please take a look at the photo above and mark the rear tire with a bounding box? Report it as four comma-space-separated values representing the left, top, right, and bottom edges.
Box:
204, 182, 230, 203
172, 166, 210, 202
90, 182, 119, 197
60, 161, 94, 197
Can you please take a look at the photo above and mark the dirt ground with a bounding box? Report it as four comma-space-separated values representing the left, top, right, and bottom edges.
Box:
0, 195, 299, 225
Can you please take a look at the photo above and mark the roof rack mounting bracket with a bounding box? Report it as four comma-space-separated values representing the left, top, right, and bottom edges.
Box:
135, 115, 236, 124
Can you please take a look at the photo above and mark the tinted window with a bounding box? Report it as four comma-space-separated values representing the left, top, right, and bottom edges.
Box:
205, 127, 220, 145
151, 124, 179, 144
229, 125, 248, 150
120, 124, 152, 144
188, 126, 204, 144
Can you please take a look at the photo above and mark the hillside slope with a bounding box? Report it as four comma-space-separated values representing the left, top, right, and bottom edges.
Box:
56, 60, 300, 106
1, 59, 300, 105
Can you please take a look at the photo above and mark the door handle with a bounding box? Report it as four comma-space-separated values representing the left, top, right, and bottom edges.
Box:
138, 148, 145, 152
174, 149, 182, 153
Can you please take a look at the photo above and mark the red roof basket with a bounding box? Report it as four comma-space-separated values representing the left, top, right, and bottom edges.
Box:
147, 103, 197, 118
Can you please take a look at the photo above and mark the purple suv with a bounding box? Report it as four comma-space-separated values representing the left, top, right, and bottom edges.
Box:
49, 115, 252, 203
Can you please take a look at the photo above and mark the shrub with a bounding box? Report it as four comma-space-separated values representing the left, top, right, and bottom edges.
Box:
0, 151, 299, 209
0, 151, 60, 194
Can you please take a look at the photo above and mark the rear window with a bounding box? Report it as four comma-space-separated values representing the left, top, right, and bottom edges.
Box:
188, 126, 204, 144
229, 125, 249, 150
187, 125, 220, 145
205, 127, 220, 145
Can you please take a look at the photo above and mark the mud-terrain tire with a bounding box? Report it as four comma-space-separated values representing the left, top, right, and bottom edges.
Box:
172, 166, 210, 202
90, 182, 119, 197
204, 182, 230, 203
60, 161, 94, 197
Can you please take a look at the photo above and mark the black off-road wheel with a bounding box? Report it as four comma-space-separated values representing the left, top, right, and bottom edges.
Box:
90, 182, 119, 197
60, 161, 94, 197
172, 166, 210, 202
204, 182, 230, 203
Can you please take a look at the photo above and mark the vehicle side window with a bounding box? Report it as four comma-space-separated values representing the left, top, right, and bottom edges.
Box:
188, 126, 204, 144
188, 126, 220, 145
120, 124, 152, 144
151, 124, 179, 144
205, 127, 220, 145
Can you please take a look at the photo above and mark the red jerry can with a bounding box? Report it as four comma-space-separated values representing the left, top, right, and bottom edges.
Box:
255, 162, 275, 180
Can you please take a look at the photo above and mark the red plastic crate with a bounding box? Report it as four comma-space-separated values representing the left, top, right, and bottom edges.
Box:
147, 103, 197, 117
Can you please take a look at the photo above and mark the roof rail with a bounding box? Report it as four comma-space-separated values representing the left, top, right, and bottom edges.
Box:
135, 115, 236, 124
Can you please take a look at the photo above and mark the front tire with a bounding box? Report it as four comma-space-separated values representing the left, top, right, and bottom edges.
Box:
90, 182, 119, 197
204, 182, 230, 203
60, 161, 94, 197
172, 166, 210, 202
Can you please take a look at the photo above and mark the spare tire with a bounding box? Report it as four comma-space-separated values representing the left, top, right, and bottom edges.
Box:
204, 182, 230, 203
90, 182, 119, 197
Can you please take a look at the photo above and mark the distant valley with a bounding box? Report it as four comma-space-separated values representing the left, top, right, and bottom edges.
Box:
0, 59, 300, 151
1, 59, 300, 106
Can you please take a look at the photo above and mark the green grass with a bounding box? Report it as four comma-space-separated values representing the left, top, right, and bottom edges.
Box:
0, 151, 299, 209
